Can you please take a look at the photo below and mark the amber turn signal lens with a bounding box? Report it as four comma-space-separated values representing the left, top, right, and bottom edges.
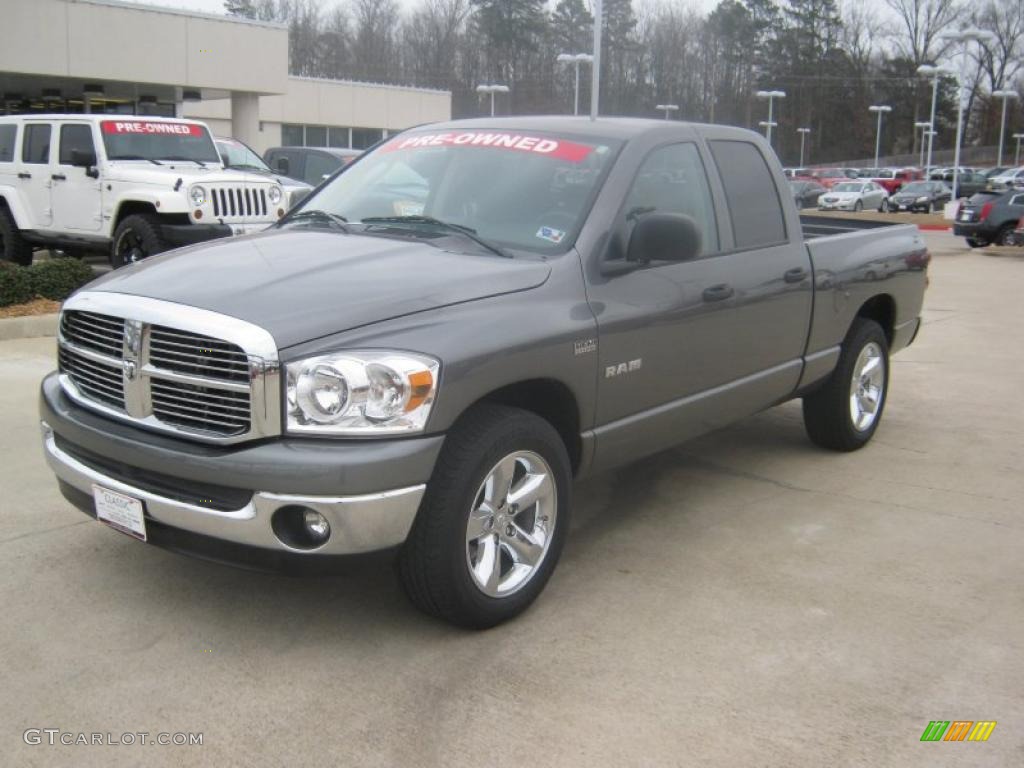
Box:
405, 370, 434, 412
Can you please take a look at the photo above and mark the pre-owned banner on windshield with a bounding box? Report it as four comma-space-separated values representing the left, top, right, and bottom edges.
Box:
101, 121, 204, 136
380, 131, 595, 163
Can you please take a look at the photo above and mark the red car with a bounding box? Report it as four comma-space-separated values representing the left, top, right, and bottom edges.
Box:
871, 168, 923, 195
808, 167, 858, 189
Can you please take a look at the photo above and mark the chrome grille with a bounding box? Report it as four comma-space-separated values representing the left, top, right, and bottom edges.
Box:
56, 293, 280, 445
210, 185, 269, 221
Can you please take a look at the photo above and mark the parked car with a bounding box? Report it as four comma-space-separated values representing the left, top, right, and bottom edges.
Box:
980, 166, 1009, 179
986, 166, 1024, 192
887, 180, 952, 213
951, 171, 990, 199
263, 146, 362, 186
215, 136, 311, 210
1014, 215, 1024, 246
790, 179, 827, 209
810, 167, 858, 188
953, 189, 1024, 247
40, 117, 928, 628
0, 114, 285, 267
870, 167, 923, 195
818, 180, 889, 212
929, 166, 975, 182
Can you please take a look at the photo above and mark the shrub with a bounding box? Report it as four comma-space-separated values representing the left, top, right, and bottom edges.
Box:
28, 257, 97, 301
0, 261, 34, 307
0, 257, 97, 308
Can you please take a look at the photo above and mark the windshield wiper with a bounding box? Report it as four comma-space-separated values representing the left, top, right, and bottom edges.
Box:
161, 156, 207, 168
284, 209, 351, 232
109, 155, 162, 165
359, 216, 509, 258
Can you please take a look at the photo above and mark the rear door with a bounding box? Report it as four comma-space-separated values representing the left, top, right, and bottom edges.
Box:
51, 121, 103, 232
17, 121, 54, 228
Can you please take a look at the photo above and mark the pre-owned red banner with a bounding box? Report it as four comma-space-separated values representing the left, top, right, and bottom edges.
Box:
380, 131, 595, 163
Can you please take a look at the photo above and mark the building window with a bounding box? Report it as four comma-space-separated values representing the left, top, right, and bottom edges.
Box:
351, 127, 383, 149
328, 127, 350, 148
304, 125, 327, 147
281, 123, 303, 147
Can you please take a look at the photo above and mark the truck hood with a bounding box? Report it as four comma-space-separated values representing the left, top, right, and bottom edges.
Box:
85, 229, 551, 349
105, 163, 279, 187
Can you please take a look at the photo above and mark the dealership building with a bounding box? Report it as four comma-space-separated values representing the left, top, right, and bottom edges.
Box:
0, 0, 452, 153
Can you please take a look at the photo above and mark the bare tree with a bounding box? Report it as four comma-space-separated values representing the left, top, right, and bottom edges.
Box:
883, 0, 963, 65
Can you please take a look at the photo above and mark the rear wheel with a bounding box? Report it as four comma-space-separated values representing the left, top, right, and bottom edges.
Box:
110, 214, 168, 268
803, 318, 889, 452
398, 405, 571, 628
0, 205, 33, 265
995, 223, 1015, 246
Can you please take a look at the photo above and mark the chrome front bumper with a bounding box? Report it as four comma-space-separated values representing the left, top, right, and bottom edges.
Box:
42, 422, 425, 556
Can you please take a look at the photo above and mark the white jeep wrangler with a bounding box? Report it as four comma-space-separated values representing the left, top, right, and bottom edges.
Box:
0, 114, 287, 267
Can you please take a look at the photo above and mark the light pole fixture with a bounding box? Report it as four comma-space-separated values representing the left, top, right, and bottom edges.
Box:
655, 103, 679, 120
916, 64, 956, 178
869, 105, 892, 168
915, 121, 932, 168
1014, 133, 1024, 165
992, 89, 1019, 166
556, 53, 593, 116
755, 90, 786, 145
797, 127, 811, 167
940, 27, 997, 198
476, 84, 510, 117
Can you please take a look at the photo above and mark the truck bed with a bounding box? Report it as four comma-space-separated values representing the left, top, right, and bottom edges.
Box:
800, 214, 906, 240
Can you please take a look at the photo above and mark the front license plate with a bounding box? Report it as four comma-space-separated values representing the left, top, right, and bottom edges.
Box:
93, 485, 147, 541
899, 205, 908, 211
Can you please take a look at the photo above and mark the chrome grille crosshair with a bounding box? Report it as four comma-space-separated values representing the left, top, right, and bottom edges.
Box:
57, 294, 280, 445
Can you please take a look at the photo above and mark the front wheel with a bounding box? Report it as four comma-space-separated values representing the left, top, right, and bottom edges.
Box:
995, 223, 1016, 246
110, 214, 168, 268
802, 318, 889, 452
854, 200, 863, 212
398, 405, 571, 628
878, 199, 889, 213
965, 237, 989, 248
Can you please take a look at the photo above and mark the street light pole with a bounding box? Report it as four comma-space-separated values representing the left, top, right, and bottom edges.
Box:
755, 90, 786, 146
941, 28, 997, 199
869, 105, 892, 168
556, 53, 593, 116
992, 89, 1019, 166
590, 0, 602, 121
1015, 133, 1024, 165
915, 121, 932, 168
475, 84, 510, 117
797, 127, 810, 166
655, 103, 679, 120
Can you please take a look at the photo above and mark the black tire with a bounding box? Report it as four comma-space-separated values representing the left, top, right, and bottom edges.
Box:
398, 405, 571, 629
994, 223, 1015, 246
802, 318, 890, 452
927, 201, 936, 214
854, 200, 863, 212
0, 205, 34, 265
110, 214, 168, 268
965, 237, 989, 248
878, 199, 889, 213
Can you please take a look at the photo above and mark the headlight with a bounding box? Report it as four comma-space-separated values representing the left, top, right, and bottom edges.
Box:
916, 196, 929, 203
286, 351, 439, 435
190, 186, 206, 206
267, 186, 283, 205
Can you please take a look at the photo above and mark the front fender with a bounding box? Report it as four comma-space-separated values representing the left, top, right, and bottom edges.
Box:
0, 184, 32, 228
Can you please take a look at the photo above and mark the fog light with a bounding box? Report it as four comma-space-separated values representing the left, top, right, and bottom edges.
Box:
193, 209, 203, 219
277, 208, 285, 218
304, 509, 330, 541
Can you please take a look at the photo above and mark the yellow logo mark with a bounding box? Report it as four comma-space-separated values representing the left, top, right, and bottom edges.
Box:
968, 721, 997, 742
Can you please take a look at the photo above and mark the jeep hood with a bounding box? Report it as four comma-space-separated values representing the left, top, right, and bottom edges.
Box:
105, 164, 276, 187
85, 229, 551, 348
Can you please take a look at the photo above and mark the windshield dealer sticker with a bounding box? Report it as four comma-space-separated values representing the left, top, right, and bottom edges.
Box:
101, 121, 204, 136
381, 132, 594, 163
536, 226, 566, 244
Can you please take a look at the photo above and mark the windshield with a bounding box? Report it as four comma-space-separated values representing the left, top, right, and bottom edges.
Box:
900, 182, 931, 194
101, 120, 221, 164
815, 168, 845, 178
874, 169, 894, 178
833, 183, 863, 193
217, 138, 272, 172
291, 129, 621, 254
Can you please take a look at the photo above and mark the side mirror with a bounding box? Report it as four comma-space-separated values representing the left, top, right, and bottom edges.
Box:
70, 148, 99, 178
274, 157, 290, 176
626, 213, 702, 265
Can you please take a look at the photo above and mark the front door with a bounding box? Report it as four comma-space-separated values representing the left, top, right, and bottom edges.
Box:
51, 122, 103, 232
587, 138, 813, 469
17, 122, 54, 228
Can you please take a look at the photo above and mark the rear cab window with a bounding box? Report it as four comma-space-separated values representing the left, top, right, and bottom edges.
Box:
22, 124, 52, 164
708, 140, 787, 249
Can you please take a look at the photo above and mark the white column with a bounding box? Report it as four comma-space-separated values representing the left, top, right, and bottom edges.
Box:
230, 92, 260, 147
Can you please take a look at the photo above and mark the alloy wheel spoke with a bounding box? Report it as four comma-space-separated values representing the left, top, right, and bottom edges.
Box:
507, 472, 551, 512
466, 506, 493, 542
860, 355, 881, 378
472, 534, 502, 592
485, 456, 517, 507
503, 525, 544, 567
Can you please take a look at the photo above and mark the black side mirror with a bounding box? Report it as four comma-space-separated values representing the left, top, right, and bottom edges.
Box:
70, 148, 99, 178
626, 213, 702, 265
274, 156, 290, 176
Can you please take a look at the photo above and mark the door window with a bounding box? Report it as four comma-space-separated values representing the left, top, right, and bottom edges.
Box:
708, 140, 787, 248
0, 124, 15, 162
22, 124, 52, 164
58, 124, 95, 165
623, 143, 719, 255
304, 152, 341, 185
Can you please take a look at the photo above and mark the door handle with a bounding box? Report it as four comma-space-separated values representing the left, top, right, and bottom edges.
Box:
784, 267, 808, 283
702, 283, 734, 302
51, 173, 66, 181
17, 172, 31, 179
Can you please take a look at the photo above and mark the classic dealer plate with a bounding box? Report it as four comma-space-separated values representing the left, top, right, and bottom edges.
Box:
93, 485, 147, 541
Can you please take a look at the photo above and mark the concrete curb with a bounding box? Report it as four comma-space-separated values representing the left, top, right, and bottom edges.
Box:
0, 313, 59, 341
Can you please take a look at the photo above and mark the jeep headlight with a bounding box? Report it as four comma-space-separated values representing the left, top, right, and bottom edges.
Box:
286, 351, 439, 435
267, 185, 283, 205
190, 185, 206, 207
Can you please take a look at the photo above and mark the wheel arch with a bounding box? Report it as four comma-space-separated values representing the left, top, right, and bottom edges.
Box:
854, 293, 896, 345
112, 200, 159, 229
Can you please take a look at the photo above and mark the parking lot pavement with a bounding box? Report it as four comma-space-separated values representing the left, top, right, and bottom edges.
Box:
2, 231, 1021, 767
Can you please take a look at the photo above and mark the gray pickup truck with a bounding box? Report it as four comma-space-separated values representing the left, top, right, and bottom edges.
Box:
40, 118, 929, 628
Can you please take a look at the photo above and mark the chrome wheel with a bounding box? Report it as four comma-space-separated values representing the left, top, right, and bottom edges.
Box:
465, 450, 557, 598
115, 229, 146, 264
849, 342, 885, 432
